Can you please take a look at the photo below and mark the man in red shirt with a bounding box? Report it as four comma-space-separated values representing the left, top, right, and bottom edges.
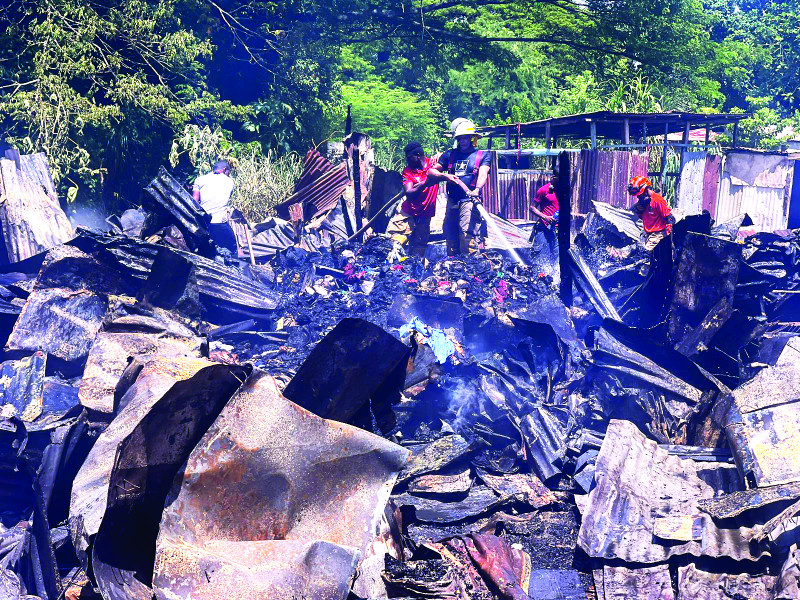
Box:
628, 176, 675, 251
531, 174, 559, 224
387, 141, 468, 257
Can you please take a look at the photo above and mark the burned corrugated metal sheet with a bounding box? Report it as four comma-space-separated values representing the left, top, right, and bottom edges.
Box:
72, 231, 280, 321
0, 352, 46, 422
282, 318, 410, 432
78, 310, 205, 414
152, 371, 409, 600
91, 360, 250, 600
484, 212, 532, 249
577, 419, 766, 563
275, 149, 349, 220
667, 232, 742, 344
677, 563, 777, 600
483, 169, 548, 220
598, 564, 675, 600
733, 336, 800, 413
715, 150, 795, 232
591, 200, 643, 241
69, 356, 247, 574
0, 155, 73, 263
721, 337, 800, 487
698, 481, 800, 520
143, 166, 214, 255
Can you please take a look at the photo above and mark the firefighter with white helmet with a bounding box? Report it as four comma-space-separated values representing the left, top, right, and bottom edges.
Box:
433, 118, 491, 255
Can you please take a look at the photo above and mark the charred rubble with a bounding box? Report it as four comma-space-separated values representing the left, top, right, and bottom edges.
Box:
0, 150, 799, 600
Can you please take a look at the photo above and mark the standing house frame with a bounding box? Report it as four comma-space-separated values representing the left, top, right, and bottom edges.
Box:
470, 111, 790, 224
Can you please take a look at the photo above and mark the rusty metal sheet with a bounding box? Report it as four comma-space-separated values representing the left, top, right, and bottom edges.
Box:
702, 154, 722, 217
577, 419, 767, 563
153, 371, 409, 600
394, 485, 509, 524
275, 149, 349, 221
78, 312, 205, 414
698, 481, 800, 520
601, 564, 675, 600
475, 468, 556, 509
91, 360, 251, 600
733, 337, 800, 414
677, 563, 777, 600
484, 212, 533, 249
0, 156, 73, 263
677, 151, 707, 214
69, 356, 241, 572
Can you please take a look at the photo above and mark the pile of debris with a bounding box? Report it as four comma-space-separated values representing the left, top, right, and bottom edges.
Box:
0, 148, 799, 600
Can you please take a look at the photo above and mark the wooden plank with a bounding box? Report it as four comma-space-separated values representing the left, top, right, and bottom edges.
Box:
590, 121, 597, 149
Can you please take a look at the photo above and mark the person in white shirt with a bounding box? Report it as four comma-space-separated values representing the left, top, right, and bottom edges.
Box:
192, 160, 237, 255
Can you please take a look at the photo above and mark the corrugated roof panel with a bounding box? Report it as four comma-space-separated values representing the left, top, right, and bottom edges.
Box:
578, 419, 767, 563
276, 149, 349, 221
0, 156, 73, 263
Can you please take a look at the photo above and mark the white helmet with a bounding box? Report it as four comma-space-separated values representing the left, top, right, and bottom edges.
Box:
452, 119, 478, 138
450, 118, 468, 135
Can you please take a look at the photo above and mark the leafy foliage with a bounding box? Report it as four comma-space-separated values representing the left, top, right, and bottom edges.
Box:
2, 0, 800, 214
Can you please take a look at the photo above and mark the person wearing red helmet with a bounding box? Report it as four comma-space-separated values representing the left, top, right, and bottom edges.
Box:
627, 176, 675, 251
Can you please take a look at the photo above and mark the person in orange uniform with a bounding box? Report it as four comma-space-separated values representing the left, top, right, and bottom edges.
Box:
627, 176, 675, 251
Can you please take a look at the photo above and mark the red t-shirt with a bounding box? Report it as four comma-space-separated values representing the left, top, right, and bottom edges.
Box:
401, 157, 438, 218
634, 192, 672, 234
534, 183, 558, 217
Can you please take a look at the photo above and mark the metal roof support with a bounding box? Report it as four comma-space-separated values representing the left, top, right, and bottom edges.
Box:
661, 122, 669, 185
590, 121, 597, 149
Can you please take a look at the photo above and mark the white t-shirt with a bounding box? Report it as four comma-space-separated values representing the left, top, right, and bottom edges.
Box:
193, 172, 234, 223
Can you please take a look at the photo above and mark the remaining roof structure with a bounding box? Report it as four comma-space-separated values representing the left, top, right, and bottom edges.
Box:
476, 111, 749, 148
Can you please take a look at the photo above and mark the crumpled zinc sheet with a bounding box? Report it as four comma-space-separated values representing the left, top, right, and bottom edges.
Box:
153, 371, 409, 600
578, 419, 767, 564
400, 316, 456, 363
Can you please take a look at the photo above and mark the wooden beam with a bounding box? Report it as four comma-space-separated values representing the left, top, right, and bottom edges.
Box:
705, 122, 711, 146
733, 122, 739, 148
505, 128, 511, 149
590, 121, 597, 149
623, 119, 630, 145
557, 150, 572, 306
545, 121, 552, 149
487, 136, 493, 150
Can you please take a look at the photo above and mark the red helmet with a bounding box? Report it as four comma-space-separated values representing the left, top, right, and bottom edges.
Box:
628, 176, 652, 197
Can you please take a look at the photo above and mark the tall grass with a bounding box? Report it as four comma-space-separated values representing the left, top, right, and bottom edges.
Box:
231, 147, 304, 223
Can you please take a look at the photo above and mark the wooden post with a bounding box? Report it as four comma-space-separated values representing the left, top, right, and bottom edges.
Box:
705, 122, 711, 147
557, 150, 572, 306
487, 136, 493, 150
545, 121, 552, 149
623, 119, 630, 145
643, 121, 648, 143
505, 128, 511, 149
345, 104, 352, 136
590, 121, 597, 149
733, 122, 739, 148
351, 141, 363, 241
